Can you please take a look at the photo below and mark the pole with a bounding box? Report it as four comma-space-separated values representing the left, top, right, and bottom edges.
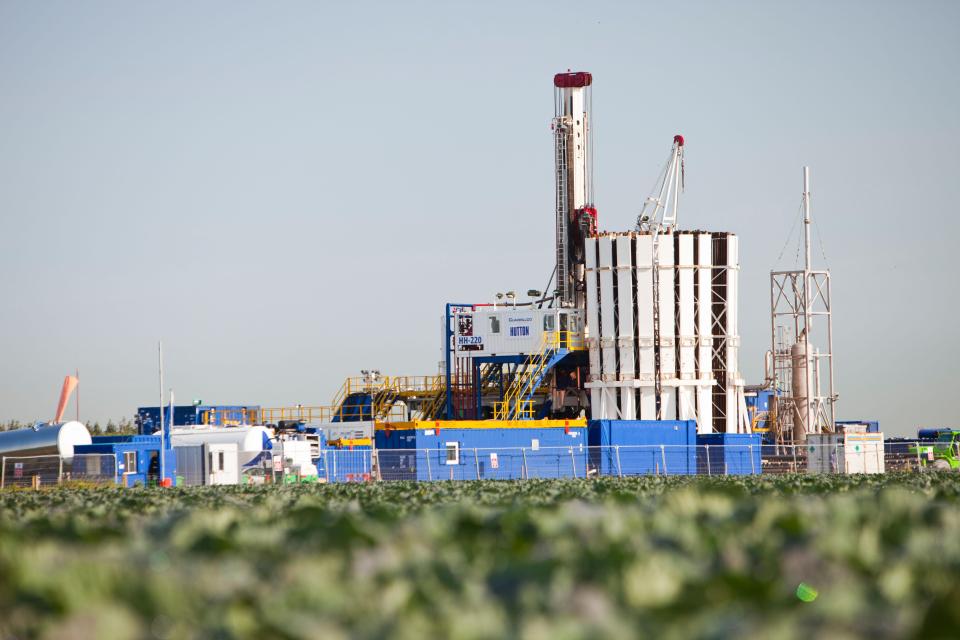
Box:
802, 167, 815, 438
1, 456, 5, 489
158, 340, 165, 486
803, 167, 812, 273
521, 447, 528, 479
615, 445, 623, 478
474, 448, 480, 480
76, 368, 80, 423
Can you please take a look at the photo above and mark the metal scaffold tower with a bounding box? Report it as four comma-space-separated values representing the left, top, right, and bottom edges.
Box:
770, 167, 837, 443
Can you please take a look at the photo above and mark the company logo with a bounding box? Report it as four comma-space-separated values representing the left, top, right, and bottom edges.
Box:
509, 325, 530, 337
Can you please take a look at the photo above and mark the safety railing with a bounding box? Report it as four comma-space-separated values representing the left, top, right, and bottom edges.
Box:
330, 375, 445, 406
550, 330, 586, 351
499, 331, 584, 420
492, 399, 535, 420
201, 408, 259, 426
258, 402, 407, 425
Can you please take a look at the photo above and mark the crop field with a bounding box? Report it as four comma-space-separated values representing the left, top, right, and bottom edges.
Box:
2, 475, 960, 639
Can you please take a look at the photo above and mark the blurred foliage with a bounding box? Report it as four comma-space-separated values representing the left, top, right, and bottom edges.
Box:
1, 474, 959, 639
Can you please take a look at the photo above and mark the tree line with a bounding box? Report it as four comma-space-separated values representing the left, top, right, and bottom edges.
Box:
0, 418, 140, 434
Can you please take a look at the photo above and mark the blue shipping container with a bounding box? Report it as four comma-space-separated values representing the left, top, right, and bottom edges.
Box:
375, 425, 588, 481
696, 433, 762, 475
588, 420, 697, 475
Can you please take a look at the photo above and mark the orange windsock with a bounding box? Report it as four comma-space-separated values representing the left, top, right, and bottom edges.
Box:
54, 375, 79, 423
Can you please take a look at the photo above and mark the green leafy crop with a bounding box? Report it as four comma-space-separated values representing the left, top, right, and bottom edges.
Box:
1, 474, 959, 639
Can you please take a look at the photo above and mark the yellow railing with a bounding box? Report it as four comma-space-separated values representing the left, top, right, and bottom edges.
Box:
500, 333, 555, 420
550, 330, 586, 351
493, 399, 535, 420
418, 385, 448, 420
330, 375, 444, 407
258, 403, 406, 424
201, 408, 258, 426
258, 374, 446, 425
494, 331, 584, 420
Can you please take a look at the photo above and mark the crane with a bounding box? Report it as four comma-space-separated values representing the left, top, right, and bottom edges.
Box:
636, 135, 685, 417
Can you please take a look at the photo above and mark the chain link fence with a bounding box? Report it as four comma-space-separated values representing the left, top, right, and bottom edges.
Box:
1, 454, 118, 489
4, 442, 957, 489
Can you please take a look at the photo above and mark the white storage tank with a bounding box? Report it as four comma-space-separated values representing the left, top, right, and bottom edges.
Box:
169, 426, 273, 466
0, 421, 92, 461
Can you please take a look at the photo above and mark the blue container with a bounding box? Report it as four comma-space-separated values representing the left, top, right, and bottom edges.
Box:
696, 433, 761, 475
137, 404, 261, 431
375, 425, 588, 481
588, 420, 697, 475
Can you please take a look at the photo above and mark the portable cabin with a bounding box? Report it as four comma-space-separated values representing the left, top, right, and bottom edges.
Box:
375, 419, 588, 481
175, 442, 240, 485
74, 435, 177, 487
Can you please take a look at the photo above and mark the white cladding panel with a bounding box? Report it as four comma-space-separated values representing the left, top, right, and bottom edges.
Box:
696, 233, 714, 433
677, 234, 696, 421
584, 237, 603, 414
615, 235, 637, 418
635, 234, 656, 419
724, 235, 741, 433
657, 236, 676, 420
597, 235, 619, 419
598, 236, 617, 385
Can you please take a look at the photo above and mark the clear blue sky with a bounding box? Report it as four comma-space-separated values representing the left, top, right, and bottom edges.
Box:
1, 0, 957, 435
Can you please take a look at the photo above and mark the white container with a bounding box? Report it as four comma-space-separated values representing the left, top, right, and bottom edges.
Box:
807, 433, 885, 474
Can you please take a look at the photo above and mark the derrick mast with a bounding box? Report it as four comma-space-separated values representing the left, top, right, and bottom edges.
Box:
553, 71, 596, 309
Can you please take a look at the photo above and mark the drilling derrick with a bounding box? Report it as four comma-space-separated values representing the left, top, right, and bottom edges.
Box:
553, 71, 596, 310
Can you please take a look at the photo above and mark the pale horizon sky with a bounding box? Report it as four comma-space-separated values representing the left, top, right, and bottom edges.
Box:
1, 1, 958, 436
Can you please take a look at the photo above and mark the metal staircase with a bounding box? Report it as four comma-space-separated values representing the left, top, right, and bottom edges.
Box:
495, 332, 572, 420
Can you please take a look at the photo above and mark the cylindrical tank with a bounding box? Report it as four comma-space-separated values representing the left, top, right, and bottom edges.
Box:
0, 421, 92, 461
791, 339, 810, 442
169, 426, 273, 466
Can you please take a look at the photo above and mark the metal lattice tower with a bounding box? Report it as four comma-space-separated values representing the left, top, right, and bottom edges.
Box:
770, 167, 837, 443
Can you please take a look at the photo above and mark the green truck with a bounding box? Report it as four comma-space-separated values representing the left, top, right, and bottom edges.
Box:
910, 430, 960, 470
